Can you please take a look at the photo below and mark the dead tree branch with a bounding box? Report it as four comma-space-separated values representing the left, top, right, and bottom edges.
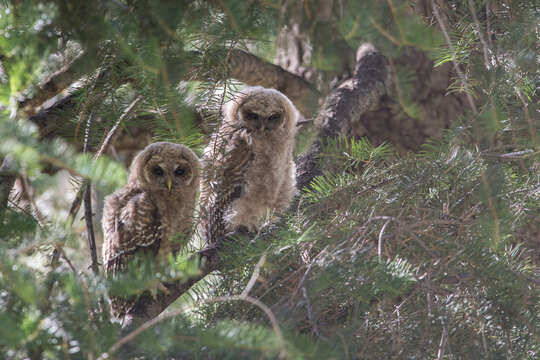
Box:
121, 239, 230, 328
18, 51, 86, 116
227, 49, 321, 116
26, 49, 318, 147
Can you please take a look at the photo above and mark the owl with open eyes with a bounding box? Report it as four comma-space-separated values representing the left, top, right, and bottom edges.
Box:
102, 142, 199, 318
199, 86, 298, 244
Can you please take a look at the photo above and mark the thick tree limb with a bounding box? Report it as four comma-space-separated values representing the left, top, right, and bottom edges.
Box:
121, 240, 228, 328
297, 43, 388, 189
120, 43, 388, 327
227, 49, 321, 116
26, 48, 319, 145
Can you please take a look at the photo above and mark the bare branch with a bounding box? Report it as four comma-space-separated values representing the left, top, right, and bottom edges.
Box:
84, 181, 99, 275
436, 319, 448, 360
0, 157, 17, 222
297, 43, 388, 190
94, 96, 142, 160
18, 51, 86, 116
101, 294, 287, 360
378, 219, 392, 263
241, 253, 266, 297
467, 0, 491, 70
227, 49, 321, 116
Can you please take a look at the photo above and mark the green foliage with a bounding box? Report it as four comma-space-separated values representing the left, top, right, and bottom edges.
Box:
203, 127, 539, 358
0, 115, 127, 193
0, 0, 538, 359
0, 2, 59, 101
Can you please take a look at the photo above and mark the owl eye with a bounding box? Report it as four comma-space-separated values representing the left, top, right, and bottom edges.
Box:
152, 166, 164, 176
174, 167, 185, 176
245, 112, 259, 121
268, 113, 281, 122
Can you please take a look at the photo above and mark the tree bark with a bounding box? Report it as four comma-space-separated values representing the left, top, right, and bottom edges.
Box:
18, 51, 86, 117
0, 157, 16, 222
227, 50, 321, 116
298, 44, 388, 189
121, 43, 388, 327
275, 1, 466, 152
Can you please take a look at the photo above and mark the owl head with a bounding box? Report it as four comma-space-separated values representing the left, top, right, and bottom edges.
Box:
225, 86, 298, 135
128, 142, 200, 194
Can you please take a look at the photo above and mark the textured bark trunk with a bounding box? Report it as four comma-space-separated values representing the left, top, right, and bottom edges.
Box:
275, 0, 466, 152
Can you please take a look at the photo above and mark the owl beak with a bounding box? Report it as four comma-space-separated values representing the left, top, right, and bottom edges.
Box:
167, 176, 172, 192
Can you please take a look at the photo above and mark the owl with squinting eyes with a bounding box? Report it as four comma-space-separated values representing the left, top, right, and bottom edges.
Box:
199, 86, 298, 243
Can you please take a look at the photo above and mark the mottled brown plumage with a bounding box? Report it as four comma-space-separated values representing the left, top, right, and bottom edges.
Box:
102, 142, 199, 318
199, 86, 298, 244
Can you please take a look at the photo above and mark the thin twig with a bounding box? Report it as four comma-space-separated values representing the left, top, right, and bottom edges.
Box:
98, 294, 287, 360
378, 219, 392, 263
68, 97, 141, 229
467, 0, 491, 69
84, 181, 99, 275
94, 96, 142, 160
485, 3, 495, 55
67, 179, 85, 224
437, 319, 448, 360
432, 1, 478, 116
241, 253, 266, 297
482, 149, 537, 160
302, 286, 321, 338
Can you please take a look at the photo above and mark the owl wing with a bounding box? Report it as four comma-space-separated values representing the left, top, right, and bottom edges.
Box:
200, 130, 253, 244
102, 188, 163, 318
102, 188, 162, 276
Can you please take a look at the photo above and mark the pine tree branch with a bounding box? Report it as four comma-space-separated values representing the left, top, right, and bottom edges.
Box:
297, 43, 388, 190
18, 51, 86, 116
227, 49, 321, 116
106, 294, 287, 360
26, 49, 319, 147
120, 43, 388, 328
121, 234, 237, 327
